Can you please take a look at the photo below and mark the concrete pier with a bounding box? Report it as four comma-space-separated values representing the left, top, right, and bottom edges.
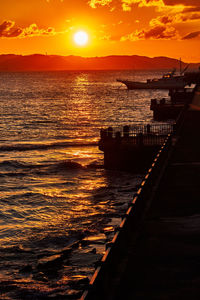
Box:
150, 97, 184, 120
150, 88, 194, 121
99, 123, 174, 172
114, 107, 200, 299
81, 85, 200, 300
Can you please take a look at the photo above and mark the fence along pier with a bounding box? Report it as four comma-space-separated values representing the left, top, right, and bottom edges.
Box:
99, 123, 174, 172
81, 85, 200, 300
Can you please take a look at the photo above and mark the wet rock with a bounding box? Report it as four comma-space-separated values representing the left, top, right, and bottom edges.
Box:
113, 202, 125, 206
37, 254, 63, 275
56, 161, 84, 170
19, 264, 33, 273
0, 281, 17, 293
49, 291, 83, 299
90, 248, 96, 254
87, 162, 103, 169
61, 247, 72, 258
94, 260, 102, 268
33, 272, 48, 282
82, 233, 106, 246
71, 241, 80, 249
80, 239, 90, 247
68, 276, 90, 290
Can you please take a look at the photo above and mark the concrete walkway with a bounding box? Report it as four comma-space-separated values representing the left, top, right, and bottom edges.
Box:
114, 104, 200, 299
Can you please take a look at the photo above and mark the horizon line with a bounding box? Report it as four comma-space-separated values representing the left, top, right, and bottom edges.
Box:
0, 53, 200, 64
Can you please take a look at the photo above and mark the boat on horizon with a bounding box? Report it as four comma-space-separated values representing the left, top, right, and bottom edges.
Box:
117, 66, 189, 90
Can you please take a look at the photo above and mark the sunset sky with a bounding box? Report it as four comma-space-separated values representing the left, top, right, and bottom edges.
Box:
0, 0, 200, 62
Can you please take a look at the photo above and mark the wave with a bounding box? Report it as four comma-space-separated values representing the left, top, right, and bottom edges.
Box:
0, 160, 103, 175
0, 159, 84, 170
0, 160, 41, 175
0, 160, 32, 169
51, 160, 85, 171
51, 160, 103, 172
86, 161, 104, 169
0, 141, 98, 152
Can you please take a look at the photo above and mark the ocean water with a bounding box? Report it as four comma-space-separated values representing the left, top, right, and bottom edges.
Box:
0, 70, 168, 299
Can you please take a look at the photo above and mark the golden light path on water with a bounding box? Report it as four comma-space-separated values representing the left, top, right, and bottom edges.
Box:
0, 146, 107, 243
0, 70, 169, 298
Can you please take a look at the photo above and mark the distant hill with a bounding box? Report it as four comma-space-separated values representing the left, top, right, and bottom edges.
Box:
0, 54, 199, 71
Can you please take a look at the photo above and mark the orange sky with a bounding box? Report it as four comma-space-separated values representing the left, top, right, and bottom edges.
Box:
0, 0, 200, 62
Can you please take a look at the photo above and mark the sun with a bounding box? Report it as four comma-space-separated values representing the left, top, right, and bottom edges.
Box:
73, 31, 89, 46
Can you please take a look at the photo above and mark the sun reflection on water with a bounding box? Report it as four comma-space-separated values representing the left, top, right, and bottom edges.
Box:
0, 70, 153, 298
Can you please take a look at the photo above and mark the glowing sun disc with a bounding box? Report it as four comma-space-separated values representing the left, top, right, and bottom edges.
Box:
74, 31, 88, 46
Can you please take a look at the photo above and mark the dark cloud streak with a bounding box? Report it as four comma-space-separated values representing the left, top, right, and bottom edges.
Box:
182, 31, 200, 39
164, 0, 200, 6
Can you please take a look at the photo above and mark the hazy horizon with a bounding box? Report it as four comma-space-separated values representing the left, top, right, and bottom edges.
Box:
0, 53, 199, 72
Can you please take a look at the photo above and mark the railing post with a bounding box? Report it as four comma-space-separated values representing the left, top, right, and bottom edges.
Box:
137, 133, 143, 146
123, 125, 129, 138
160, 98, 166, 105
115, 131, 121, 144
146, 124, 151, 134
107, 127, 113, 138
173, 123, 177, 134
100, 129, 107, 140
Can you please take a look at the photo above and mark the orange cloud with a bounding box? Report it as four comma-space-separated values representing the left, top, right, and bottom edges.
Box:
0, 20, 55, 38
88, 0, 112, 8
183, 7, 200, 12
138, 25, 178, 39
88, 0, 200, 13
182, 31, 200, 39
163, 0, 199, 6
0, 20, 22, 37
88, 0, 165, 10
129, 0, 164, 7
121, 23, 178, 41
22, 24, 55, 37
149, 15, 173, 26
150, 11, 200, 26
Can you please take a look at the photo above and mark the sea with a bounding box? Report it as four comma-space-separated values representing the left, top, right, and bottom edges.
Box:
0, 70, 169, 299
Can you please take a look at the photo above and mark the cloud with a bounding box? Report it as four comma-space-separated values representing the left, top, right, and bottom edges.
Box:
186, 13, 200, 20
149, 15, 173, 26
88, 0, 165, 10
121, 24, 178, 41
122, 0, 164, 7
150, 10, 200, 26
174, 12, 200, 22
182, 31, 200, 39
142, 25, 178, 39
0, 20, 22, 37
88, 0, 112, 8
22, 24, 55, 37
175, 14, 199, 25
163, 0, 200, 6
122, 3, 132, 11
183, 7, 200, 12
0, 20, 14, 33
99, 34, 111, 40
120, 0, 165, 11
88, 0, 200, 10
0, 20, 55, 38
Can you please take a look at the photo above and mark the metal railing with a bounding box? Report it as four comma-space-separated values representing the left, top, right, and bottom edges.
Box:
99, 123, 175, 147
101, 123, 174, 138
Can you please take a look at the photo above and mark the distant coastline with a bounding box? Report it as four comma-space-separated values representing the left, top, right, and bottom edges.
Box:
0, 54, 199, 72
